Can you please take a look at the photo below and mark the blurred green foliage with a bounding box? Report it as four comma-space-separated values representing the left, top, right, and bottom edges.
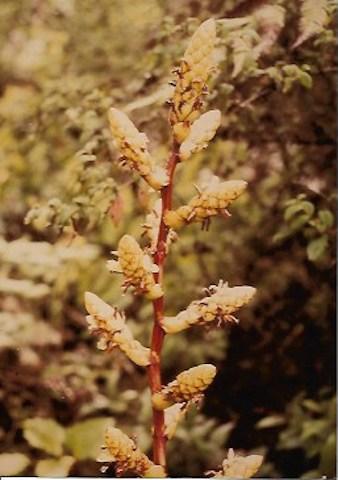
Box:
0, 0, 336, 477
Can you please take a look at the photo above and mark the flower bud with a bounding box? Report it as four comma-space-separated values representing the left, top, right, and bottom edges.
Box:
152, 364, 216, 410
108, 108, 167, 190
98, 425, 165, 478
162, 281, 256, 334
183, 19, 217, 84
85, 292, 150, 366
107, 235, 163, 300
169, 19, 217, 140
180, 110, 221, 161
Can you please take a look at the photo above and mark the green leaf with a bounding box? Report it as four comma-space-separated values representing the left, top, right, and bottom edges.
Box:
310, 209, 334, 233
284, 201, 314, 222
293, 0, 330, 48
284, 194, 306, 206
273, 227, 292, 243
23, 418, 65, 456
298, 71, 313, 89
0, 453, 30, 475
302, 468, 321, 479
306, 235, 328, 261
65, 417, 112, 460
318, 209, 334, 229
266, 66, 283, 83
256, 415, 286, 429
278, 200, 315, 237
302, 399, 322, 413
319, 432, 336, 477
35, 456, 75, 477
301, 419, 327, 441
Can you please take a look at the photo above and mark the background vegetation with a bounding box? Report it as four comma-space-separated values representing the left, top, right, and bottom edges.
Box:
0, 0, 336, 477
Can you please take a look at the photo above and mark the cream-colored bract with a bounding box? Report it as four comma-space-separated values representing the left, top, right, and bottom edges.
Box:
98, 425, 165, 478
180, 110, 221, 161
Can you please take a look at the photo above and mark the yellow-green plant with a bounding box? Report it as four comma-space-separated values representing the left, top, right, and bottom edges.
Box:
85, 19, 262, 478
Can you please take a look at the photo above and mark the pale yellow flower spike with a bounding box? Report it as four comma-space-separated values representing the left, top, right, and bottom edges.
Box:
169, 19, 217, 143
212, 448, 263, 478
108, 108, 168, 190
162, 282, 256, 334
97, 425, 166, 478
183, 18, 217, 82
107, 234, 163, 300
84, 292, 151, 367
164, 178, 247, 230
180, 110, 221, 161
152, 364, 216, 410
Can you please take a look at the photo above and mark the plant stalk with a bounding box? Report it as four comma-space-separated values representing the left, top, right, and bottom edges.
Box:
149, 142, 179, 469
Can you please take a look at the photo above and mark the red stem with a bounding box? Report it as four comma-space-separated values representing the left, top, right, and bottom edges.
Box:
148, 143, 179, 469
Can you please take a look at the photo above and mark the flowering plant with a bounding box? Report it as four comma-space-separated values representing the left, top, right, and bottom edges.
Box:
85, 18, 262, 478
